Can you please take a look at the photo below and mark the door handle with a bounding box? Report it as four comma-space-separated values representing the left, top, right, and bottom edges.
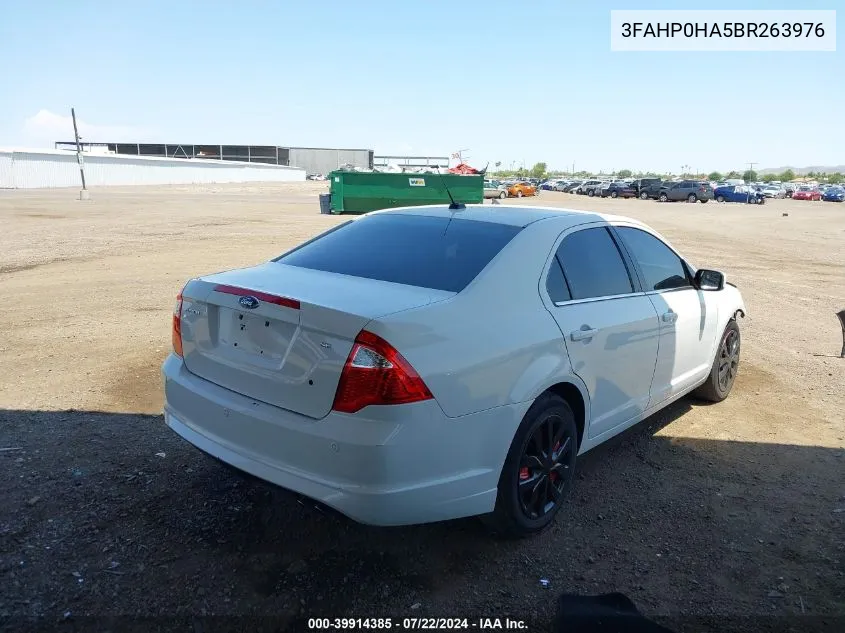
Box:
662, 311, 678, 323
570, 327, 598, 341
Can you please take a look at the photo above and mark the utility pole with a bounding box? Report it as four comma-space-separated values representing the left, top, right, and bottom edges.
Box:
71, 108, 90, 200
747, 161, 758, 175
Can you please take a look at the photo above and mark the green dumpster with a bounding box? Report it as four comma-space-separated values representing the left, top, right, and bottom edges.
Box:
327, 170, 483, 214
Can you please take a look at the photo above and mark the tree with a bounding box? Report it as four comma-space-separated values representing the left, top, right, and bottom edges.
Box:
762, 173, 776, 182
617, 169, 632, 178
726, 170, 741, 179
778, 169, 795, 182
828, 173, 843, 184
530, 162, 547, 179
742, 169, 757, 183
708, 171, 723, 181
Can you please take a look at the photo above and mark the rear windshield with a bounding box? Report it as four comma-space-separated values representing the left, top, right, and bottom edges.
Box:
274, 213, 522, 293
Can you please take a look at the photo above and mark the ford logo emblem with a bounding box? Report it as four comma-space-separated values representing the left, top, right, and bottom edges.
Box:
238, 296, 260, 310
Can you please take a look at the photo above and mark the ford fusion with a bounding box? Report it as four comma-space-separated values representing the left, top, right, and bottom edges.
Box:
162, 205, 745, 537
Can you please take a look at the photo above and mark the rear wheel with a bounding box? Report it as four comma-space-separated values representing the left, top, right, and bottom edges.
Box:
716, 195, 725, 203
687, 193, 697, 203
516, 190, 523, 198
499, 191, 507, 199
640, 191, 649, 200
483, 393, 577, 538
659, 192, 669, 202
587, 189, 595, 197
694, 320, 741, 402
611, 191, 618, 198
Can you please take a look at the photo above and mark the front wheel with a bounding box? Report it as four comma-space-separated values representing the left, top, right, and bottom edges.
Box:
694, 320, 741, 402
687, 193, 697, 203
700, 198, 709, 203
499, 191, 507, 199
640, 191, 649, 200
611, 191, 618, 198
516, 190, 523, 198
659, 193, 669, 202
716, 195, 725, 203
483, 393, 578, 538
587, 189, 595, 197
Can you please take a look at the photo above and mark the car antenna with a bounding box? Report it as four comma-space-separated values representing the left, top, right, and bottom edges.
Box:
436, 166, 465, 211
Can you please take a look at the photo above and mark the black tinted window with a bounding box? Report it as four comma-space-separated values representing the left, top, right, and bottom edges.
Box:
616, 227, 691, 291
275, 214, 521, 293
546, 257, 571, 303
557, 228, 633, 299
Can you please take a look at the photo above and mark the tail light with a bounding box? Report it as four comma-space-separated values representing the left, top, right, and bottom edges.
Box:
172, 290, 184, 357
332, 331, 433, 414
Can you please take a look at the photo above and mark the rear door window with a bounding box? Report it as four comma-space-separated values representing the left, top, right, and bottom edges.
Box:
556, 228, 634, 300
275, 214, 521, 293
546, 256, 571, 303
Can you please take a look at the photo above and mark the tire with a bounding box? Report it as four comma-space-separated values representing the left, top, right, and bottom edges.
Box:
499, 191, 507, 199
716, 195, 725, 203
687, 193, 697, 203
483, 393, 578, 538
611, 191, 618, 198
700, 198, 709, 203
694, 320, 741, 402
587, 189, 595, 197
758, 198, 765, 205
640, 191, 649, 200
659, 192, 669, 202
516, 190, 523, 198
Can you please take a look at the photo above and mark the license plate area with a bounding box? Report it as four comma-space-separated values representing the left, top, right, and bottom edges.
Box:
218, 308, 296, 363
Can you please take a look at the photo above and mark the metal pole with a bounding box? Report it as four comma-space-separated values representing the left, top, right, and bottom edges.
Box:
71, 108, 89, 199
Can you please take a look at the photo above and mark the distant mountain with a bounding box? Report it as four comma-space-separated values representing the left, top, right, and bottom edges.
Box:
759, 165, 845, 175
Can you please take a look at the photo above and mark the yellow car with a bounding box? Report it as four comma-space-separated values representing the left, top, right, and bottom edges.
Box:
507, 182, 537, 198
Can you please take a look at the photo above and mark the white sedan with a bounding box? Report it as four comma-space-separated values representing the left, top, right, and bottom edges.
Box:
163, 204, 746, 537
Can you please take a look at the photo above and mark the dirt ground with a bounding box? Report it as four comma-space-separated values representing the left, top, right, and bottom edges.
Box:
1, 183, 843, 632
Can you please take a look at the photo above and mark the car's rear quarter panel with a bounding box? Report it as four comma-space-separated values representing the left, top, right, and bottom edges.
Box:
370, 221, 575, 420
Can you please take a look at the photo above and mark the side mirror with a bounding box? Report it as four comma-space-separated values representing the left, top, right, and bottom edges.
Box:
695, 269, 725, 291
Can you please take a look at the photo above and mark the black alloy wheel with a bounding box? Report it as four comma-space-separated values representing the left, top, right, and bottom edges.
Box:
718, 327, 740, 393
483, 394, 578, 537
517, 414, 575, 520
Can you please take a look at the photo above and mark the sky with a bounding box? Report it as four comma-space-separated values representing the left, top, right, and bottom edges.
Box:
0, 0, 842, 174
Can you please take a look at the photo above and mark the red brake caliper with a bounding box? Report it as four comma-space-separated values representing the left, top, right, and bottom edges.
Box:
519, 467, 530, 480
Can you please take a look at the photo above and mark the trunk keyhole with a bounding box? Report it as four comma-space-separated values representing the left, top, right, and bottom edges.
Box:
308, 380, 314, 385
238, 314, 243, 320
265, 321, 269, 327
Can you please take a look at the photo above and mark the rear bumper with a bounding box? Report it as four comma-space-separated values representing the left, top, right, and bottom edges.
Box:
162, 354, 521, 526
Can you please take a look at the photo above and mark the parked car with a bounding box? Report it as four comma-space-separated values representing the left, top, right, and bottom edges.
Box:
657, 181, 713, 203
638, 180, 666, 200
599, 182, 636, 199
821, 186, 845, 202
554, 180, 572, 192
483, 179, 508, 199
163, 204, 746, 535
583, 181, 607, 197
792, 186, 821, 201
783, 184, 795, 198
630, 178, 662, 199
576, 180, 603, 195
713, 185, 765, 204
760, 185, 785, 199
563, 181, 584, 193
508, 182, 537, 198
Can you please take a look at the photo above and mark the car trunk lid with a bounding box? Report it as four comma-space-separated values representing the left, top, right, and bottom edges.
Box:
178, 262, 454, 419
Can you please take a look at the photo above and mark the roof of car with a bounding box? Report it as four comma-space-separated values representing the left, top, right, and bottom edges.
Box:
373, 204, 640, 229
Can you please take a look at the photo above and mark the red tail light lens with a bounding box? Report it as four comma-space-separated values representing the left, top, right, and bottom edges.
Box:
172, 291, 184, 357
332, 331, 433, 414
